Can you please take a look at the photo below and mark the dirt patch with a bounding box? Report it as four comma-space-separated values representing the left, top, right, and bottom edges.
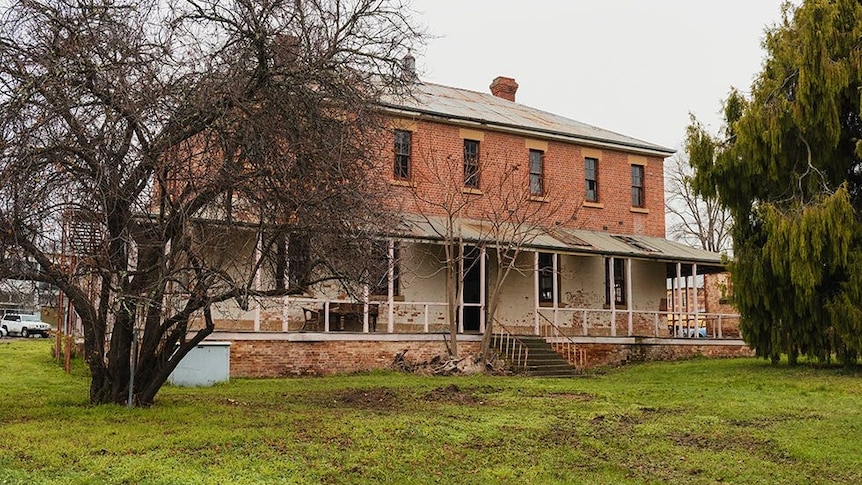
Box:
670, 431, 795, 464
727, 412, 821, 429
588, 412, 643, 437
336, 388, 400, 410
422, 384, 483, 405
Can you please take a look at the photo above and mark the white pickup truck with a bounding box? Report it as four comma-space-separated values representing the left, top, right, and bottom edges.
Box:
1, 313, 52, 338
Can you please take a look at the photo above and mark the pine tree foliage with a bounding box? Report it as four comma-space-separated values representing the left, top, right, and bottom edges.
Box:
688, 0, 862, 364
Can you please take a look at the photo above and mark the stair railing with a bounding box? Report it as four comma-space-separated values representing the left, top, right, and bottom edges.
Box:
492, 321, 529, 372
536, 311, 586, 369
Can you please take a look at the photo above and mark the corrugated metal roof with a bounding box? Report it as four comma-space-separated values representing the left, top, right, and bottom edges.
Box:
390, 215, 725, 268
380, 82, 674, 156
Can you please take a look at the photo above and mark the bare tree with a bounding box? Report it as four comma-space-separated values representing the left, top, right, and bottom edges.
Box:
405, 143, 475, 358
405, 141, 567, 362
475, 160, 569, 363
665, 150, 732, 253
0, 0, 421, 406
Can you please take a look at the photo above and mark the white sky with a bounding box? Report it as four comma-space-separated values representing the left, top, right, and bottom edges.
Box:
408, 0, 790, 151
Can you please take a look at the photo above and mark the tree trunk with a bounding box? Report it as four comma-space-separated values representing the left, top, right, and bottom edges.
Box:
445, 243, 458, 357
480, 298, 498, 363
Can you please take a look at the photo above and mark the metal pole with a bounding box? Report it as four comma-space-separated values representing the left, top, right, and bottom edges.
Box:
128, 319, 137, 408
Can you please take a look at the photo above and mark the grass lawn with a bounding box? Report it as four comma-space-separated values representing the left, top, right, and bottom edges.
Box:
1, 339, 860, 484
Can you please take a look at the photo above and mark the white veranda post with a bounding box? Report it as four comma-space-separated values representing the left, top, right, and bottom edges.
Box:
609, 256, 616, 336
533, 251, 540, 335
387, 239, 395, 333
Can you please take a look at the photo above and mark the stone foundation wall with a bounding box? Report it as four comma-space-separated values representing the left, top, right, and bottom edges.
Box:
577, 340, 754, 368
219, 333, 753, 377
226, 337, 481, 377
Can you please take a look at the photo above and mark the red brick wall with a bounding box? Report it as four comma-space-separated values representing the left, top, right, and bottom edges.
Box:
578, 341, 753, 368
229, 339, 481, 377
703, 273, 736, 315
379, 118, 666, 237
224, 336, 752, 377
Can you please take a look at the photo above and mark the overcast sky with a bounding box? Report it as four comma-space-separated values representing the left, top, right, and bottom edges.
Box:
408, 1, 791, 152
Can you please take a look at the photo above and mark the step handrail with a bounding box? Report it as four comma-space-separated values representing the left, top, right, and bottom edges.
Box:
536, 311, 586, 368
491, 320, 530, 371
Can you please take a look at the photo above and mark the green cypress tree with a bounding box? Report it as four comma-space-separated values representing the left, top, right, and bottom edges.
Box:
688, 0, 862, 365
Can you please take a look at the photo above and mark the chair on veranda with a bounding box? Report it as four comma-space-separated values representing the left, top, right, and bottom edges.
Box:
301, 307, 321, 332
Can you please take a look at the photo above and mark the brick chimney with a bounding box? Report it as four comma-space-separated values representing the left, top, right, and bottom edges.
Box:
490, 76, 518, 102
401, 53, 418, 82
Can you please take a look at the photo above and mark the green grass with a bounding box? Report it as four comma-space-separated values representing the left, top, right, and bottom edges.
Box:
1, 340, 860, 484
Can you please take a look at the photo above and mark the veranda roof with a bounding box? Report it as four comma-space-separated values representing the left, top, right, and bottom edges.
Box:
390, 215, 726, 273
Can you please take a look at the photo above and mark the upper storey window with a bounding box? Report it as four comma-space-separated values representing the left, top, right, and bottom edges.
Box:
529, 149, 544, 196
463, 139, 480, 188
631, 164, 645, 207
394, 130, 411, 180
585, 157, 599, 202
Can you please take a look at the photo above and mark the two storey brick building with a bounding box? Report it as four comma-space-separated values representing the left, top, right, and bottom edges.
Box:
213, 72, 746, 376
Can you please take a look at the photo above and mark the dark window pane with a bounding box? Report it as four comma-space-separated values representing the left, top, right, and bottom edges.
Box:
288, 233, 310, 290
585, 157, 598, 202
529, 149, 544, 195
394, 130, 411, 179
464, 140, 480, 187
370, 242, 399, 296
631, 165, 644, 207
604, 258, 627, 305
538, 252, 560, 303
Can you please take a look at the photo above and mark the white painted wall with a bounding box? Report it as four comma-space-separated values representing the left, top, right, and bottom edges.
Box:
201, 231, 672, 336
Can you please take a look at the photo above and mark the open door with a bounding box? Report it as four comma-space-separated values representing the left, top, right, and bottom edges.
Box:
460, 245, 484, 332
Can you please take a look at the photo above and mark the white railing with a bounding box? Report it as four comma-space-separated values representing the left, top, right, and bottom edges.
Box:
493, 323, 529, 371
220, 296, 740, 339
535, 306, 740, 339
537, 312, 586, 368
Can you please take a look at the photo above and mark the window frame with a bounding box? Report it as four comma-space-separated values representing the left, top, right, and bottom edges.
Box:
393, 129, 412, 180
604, 257, 626, 306
631, 164, 645, 207
585, 157, 599, 202
370, 241, 400, 297
463, 139, 480, 188
538, 252, 561, 304
529, 149, 544, 196
287, 233, 311, 291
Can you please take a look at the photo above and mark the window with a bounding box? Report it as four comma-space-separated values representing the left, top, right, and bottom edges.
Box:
394, 130, 411, 180
463, 139, 480, 187
538, 253, 561, 304
370, 242, 400, 297
274, 235, 287, 290
529, 149, 544, 196
631, 164, 645, 207
605, 257, 626, 306
288, 233, 310, 290
585, 157, 599, 202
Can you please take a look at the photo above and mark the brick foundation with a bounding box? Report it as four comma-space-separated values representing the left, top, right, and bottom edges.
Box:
575, 339, 754, 368
215, 332, 753, 377
216, 332, 481, 377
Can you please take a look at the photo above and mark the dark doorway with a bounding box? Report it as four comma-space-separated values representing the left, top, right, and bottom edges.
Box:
460, 246, 483, 332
